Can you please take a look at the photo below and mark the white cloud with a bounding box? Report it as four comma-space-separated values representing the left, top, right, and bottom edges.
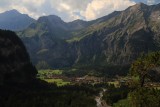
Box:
0, 0, 139, 22
83, 0, 135, 20
147, 0, 160, 5
147, 0, 155, 5
49, 0, 92, 21
0, 0, 47, 18
23, 0, 45, 6
60, 3, 71, 11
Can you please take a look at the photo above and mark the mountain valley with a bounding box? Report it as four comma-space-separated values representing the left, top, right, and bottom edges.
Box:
17, 3, 160, 70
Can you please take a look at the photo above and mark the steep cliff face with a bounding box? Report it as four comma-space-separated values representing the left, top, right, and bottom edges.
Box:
0, 30, 37, 85
19, 3, 160, 68
21, 32, 76, 68
70, 3, 160, 66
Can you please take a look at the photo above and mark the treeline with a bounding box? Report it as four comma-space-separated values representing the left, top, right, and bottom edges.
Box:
103, 85, 130, 106
0, 83, 100, 107
35, 60, 130, 77
62, 65, 129, 77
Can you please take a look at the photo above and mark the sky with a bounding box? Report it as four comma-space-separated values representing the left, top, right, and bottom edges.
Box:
0, 0, 160, 22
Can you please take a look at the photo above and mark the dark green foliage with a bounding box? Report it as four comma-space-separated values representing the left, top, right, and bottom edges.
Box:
103, 85, 130, 106
62, 65, 129, 77
36, 61, 51, 70
98, 65, 130, 77
129, 88, 160, 107
127, 52, 160, 107
0, 29, 37, 85
0, 84, 98, 107
130, 52, 160, 87
114, 52, 160, 107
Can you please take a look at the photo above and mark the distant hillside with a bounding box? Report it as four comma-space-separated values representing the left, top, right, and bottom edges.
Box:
0, 29, 37, 85
0, 10, 35, 31
19, 3, 160, 69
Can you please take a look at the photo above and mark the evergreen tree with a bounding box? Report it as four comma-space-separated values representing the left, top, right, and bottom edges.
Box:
130, 52, 160, 87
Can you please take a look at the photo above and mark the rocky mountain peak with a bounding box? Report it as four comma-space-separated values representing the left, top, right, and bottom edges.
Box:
4, 9, 19, 15
19, 3, 160, 69
37, 15, 64, 24
0, 9, 35, 31
127, 3, 147, 11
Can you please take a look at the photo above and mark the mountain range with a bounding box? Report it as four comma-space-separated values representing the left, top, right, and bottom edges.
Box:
1, 3, 160, 69
0, 9, 35, 31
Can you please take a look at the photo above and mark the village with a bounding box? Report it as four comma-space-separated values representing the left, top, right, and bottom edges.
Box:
37, 70, 160, 88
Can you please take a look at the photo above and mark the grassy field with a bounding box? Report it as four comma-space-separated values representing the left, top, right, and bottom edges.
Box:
108, 81, 120, 87
113, 99, 130, 107
38, 69, 62, 75
37, 69, 63, 79
43, 79, 70, 86
37, 69, 70, 86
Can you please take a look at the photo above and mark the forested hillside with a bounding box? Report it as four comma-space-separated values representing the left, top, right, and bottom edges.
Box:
0, 29, 37, 85
0, 29, 98, 107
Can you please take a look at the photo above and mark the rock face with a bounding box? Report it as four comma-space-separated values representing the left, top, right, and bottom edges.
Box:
0, 9, 35, 31
0, 30, 37, 85
19, 3, 160, 68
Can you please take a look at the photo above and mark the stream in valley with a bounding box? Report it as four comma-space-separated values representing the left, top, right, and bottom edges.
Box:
95, 88, 111, 107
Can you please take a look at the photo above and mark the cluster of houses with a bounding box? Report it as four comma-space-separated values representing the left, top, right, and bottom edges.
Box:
74, 75, 106, 84
144, 82, 160, 88
40, 72, 107, 84
39, 71, 160, 87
